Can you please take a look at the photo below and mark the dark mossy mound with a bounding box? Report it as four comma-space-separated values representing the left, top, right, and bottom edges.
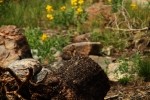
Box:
57, 56, 110, 100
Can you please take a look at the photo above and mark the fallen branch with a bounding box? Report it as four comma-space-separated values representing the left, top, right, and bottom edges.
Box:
0, 67, 22, 85
0, 67, 33, 100
105, 94, 119, 100
106, 27, 149, 32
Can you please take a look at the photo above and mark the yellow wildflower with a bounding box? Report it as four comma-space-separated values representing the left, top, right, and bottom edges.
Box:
78, 0, 84, 5
46, 5, 54, 12
130, 3, 138, 10
47, 14, 54, 20
41, 33, 48, 41
76, 7, 83, 15
60, 6, 66, 11
71, 0, 77, 6
0, 0, 3, 3
108, 0, 111, 3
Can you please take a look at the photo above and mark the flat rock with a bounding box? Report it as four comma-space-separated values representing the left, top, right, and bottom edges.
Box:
61, 42, 103, 60
0, 25, 32, 67
89, 55, 112, 70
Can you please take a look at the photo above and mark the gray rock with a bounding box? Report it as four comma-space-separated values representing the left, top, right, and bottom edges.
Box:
35, 67, 52, 83
89, 55, 112, 71
7, 58, 42, 81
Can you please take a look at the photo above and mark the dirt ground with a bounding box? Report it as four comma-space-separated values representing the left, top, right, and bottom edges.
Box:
105, 80, 150, 100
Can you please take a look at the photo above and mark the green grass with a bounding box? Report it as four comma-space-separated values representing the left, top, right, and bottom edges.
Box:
124, 1, 150, 28
90, 31, 128, 50
0, 0, 46, 27
138, 58, 150, 81
0, 0, 88, 29
113, 53, 150, 82
118, 76, 131, 85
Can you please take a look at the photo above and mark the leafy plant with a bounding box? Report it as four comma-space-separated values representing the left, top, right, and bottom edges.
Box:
114, 59, 131, 85
91, 31, 127, 50
24, 28, 70, 63
111, 0, 123, 12
118, 60, 129, 74
118, 76, 131, 85
45, 0, 87, 30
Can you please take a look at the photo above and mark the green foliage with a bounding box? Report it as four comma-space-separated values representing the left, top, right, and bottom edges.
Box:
45, 1, 87, 30
124, 1, 150, 28
90, 0, 150, 52
24, 28, 70, 63
129, 52, 150, 81
116, 52, 150, 82
118, 76, 130, 85
91, 31, 127, 50
0, 0, 45, 27
114, 59, 131, 85
46, 0, 68, 9
52, 8, 75, 27
118, 60, 129, 74
112, 0, 123, 12
138, 58, 150, 81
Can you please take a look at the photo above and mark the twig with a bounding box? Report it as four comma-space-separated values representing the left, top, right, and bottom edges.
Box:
114, 13, 119, 29
105, 27, 149, 32
121, 0, 132, 29
0, 67, 22, 85
6, 91, 26, 100
0, 67, 33, 100
17, 67, 33, 91
105, 94, 119, 100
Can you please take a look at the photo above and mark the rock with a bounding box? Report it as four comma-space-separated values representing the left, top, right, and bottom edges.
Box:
7, 58, 42, 81
57, 56, 110, 99
61, 42, 103, 60
35, 67, 52, 83
86, 2, 115, 30
107, 62, 121, 82
102, 46, 116, 56
89, 55, 112, 70
0, 25, 32, 67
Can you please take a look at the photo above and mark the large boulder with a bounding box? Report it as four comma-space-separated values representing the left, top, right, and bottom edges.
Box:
0, 25, 32, 67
